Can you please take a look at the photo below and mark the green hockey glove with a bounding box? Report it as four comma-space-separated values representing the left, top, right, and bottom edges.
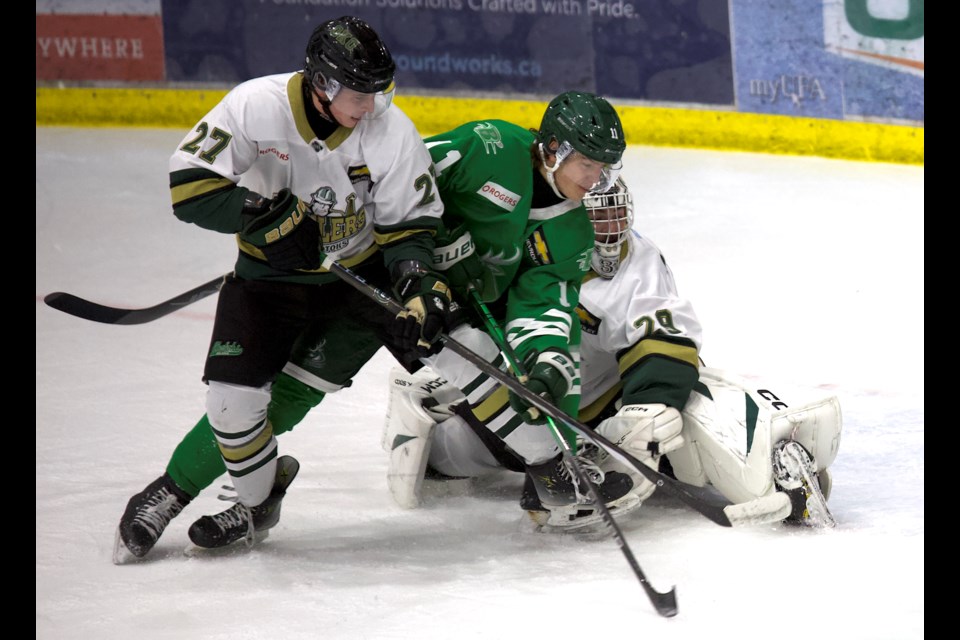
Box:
432, 224, 484, 297
389, 260, 453, 355
508, 349, 577, 425
240, 188, 320, 271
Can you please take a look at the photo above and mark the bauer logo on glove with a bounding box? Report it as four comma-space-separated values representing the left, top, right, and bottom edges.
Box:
240, 188, 321, 271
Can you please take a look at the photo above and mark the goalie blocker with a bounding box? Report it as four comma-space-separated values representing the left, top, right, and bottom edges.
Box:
382, 366, 841, 527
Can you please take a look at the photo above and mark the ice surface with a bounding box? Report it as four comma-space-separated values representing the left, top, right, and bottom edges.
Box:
36, 127, 923, 639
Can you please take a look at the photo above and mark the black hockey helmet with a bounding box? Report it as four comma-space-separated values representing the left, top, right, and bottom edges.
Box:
304, 16, 396, 95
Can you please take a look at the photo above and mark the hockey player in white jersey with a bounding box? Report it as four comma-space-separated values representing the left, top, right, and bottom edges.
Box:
383, 177, 840, 530
115, 16, 452, 562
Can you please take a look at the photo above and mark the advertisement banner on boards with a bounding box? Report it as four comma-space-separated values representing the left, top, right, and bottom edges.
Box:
160, 0, 734, 106
731, 0, 923, 123
36, 14, 165, 82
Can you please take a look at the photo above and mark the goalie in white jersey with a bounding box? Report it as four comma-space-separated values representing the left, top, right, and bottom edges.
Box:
384, 177, 841, 530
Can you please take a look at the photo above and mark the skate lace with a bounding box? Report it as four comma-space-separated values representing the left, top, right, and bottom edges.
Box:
133, 489, 183, 537
562, 455, 606, 503
214, 484, 259, 547
210, 502, 257, 547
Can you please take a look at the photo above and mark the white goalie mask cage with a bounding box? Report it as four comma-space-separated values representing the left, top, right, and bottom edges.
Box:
583, 176, 634, 278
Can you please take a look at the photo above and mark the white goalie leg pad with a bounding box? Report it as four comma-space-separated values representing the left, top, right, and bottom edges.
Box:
428, 415, 503, 478
206, 380, 276, 507
595, 403, 684, 502
670, 367, 842, 507
383, 366, 466, 508
383, 366, 466, 452
420, 325, 500, 391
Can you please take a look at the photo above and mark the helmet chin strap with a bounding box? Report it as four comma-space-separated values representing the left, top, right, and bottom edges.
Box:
318, 98, 336, 122
591, 245, 622, 279
538, 144, 567, 200
308, 75, 340, 122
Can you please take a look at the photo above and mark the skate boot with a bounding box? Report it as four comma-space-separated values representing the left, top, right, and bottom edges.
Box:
113, 473, 193, 564
188, 455, 300, 550
523, 453, 636, 531
773, 440, 836, 528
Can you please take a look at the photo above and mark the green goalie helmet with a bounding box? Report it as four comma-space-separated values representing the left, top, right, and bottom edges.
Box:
537, 91, 626, 166
304, 16, 396, 96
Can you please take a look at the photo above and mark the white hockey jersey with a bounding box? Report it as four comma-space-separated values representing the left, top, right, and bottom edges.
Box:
169, 71, 442, 279
577, 230, 703, 410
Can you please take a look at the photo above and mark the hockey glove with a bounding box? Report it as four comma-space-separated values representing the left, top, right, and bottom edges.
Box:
389, 260, 453, 355
240, 188, 320, 271
595, 403, 684, 502
508, 349, 577, 425
432, 224, 484, 298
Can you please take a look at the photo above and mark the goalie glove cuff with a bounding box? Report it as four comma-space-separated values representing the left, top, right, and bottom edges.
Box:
597, 403, 685, 461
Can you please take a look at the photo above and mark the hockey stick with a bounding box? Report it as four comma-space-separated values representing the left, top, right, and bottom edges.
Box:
43, 274, 226, 325
467, 288, 677, 617
320, 255, 733, 529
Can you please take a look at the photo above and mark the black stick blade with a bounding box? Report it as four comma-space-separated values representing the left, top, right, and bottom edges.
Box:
43, 275, 225, 326
648, 586, 678, 618
44, 292, 143, 324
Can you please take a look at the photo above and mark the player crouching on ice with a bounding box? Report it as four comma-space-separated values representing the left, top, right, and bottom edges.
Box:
382, 178, 840, 530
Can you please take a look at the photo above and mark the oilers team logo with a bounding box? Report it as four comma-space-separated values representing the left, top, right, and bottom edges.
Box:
309, 186, 367, 253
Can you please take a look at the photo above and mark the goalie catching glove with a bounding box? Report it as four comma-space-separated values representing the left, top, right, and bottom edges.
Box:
390, 260, 453, 355
240, 188, 320, 271
594, 403, 685, 502
507, 349, 577, 425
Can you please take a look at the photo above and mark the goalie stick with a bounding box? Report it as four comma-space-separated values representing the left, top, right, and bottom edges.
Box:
467, 288, 677, 617
43, 274, 226, 325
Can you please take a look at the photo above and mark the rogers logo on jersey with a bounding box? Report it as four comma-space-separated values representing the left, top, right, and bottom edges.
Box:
259, 147, 290, 161
477, 181, 520, 211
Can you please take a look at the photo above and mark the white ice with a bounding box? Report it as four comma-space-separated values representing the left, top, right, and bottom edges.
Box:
36, 127, 924, 639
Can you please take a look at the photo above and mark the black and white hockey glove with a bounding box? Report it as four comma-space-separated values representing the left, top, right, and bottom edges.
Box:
508, 349, 577, 425
389, 260, 453, 356
240, 188, 320, 271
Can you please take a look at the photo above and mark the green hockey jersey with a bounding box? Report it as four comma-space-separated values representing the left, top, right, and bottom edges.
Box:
425, 119, 594, 369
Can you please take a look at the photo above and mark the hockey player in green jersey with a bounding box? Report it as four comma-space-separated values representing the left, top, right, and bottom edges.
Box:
115, 90, 633, 560
415, 94, 636, 525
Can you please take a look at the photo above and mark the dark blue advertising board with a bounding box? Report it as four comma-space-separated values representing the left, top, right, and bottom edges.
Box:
161, 0, 735, 106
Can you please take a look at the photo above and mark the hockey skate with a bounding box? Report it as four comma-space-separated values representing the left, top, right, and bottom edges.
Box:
522, 453, 638, 532
187, 455, 300, 551
113, 473, 193, 564
772, 441, 836, 528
